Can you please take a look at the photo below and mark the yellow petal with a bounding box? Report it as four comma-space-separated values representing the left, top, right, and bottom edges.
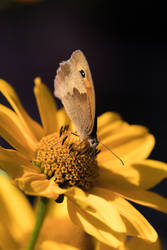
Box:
93, 188, 157, 242
67, 199, 125, 248
0, 223, 19, 250
0, 147, 39, 179
34, 77, 58, 134
0, 78, 44, 140
0, 104, 36, 158
98, 159, 167, 191
96, 237, 161, 250
98, 166, 167, 214
113, 195, 157, 242
66, 187, 125, 248
66, 187, 126, 233
0, 168, 9, 178
20, 177, 61, 199
99, 122, 149, 146
98, 112, 122, 130
100, 126, 154, 164
40, 241, 79, 250
98, 121, 128, 143
117, 189, 167, 214
95, 241, 125, 250
97, 127, 155, 167
128, 160, 167, 189
46, 197, 69, 218
98, 165, 142, 192
126, 237, 161, 250
0, 147, 62, 199
0, 174, 34, 243
97, 112, 123, 139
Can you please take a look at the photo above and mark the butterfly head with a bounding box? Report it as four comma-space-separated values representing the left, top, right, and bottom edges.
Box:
87, 136, 99, 148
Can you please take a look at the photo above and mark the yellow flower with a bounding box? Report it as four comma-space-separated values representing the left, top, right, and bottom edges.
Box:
0, 172, 92, 250
0, 78, 167, 248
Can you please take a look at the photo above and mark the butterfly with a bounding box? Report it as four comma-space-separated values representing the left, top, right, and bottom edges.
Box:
54, 50, 99, 148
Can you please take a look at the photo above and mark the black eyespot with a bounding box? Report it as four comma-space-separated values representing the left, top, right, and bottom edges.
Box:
80, 69, 85, 78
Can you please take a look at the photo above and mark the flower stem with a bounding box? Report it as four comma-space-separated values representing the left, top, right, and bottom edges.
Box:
27, 197, 48, 250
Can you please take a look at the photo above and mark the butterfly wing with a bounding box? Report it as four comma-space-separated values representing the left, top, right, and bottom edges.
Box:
54, 50, 96, 139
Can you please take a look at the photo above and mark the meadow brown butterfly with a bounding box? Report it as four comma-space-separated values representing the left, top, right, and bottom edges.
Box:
54, 50, 98, 148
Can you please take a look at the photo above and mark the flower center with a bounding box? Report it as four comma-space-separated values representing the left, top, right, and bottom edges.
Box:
33, 126, 100, 191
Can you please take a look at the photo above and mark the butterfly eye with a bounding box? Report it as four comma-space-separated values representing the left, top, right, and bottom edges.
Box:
80, 69, 85, 78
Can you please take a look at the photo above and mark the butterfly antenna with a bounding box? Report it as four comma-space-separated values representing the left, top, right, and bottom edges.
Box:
99, 142, 124, 166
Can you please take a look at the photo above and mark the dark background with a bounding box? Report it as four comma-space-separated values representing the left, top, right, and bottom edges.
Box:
0, 0, 167, 248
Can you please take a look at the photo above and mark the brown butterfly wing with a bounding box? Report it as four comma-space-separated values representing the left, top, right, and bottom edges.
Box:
54, 50, 96, 139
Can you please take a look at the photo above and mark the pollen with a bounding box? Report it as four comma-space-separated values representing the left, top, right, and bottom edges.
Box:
33, 126, 100, 191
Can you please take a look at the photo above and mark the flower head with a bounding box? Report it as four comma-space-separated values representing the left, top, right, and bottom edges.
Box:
33, 128, 99, 191
0, 78, 167, 248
